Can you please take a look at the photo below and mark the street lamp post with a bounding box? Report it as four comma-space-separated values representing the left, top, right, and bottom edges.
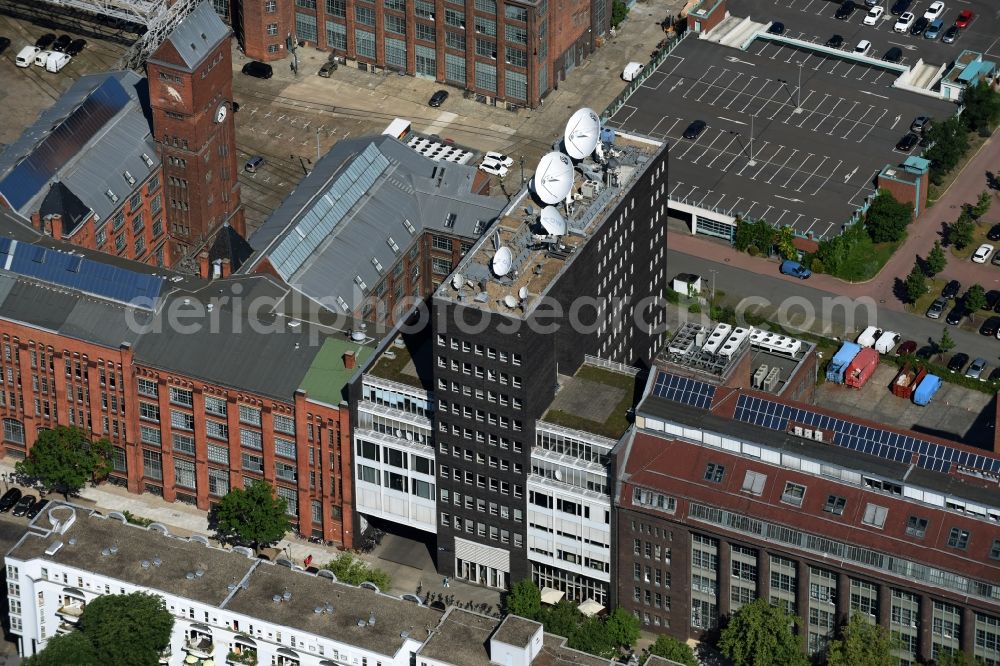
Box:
794, 61, 803, 113
748, 113, 756, 166
519, 155, 525, 186
709, 269, 718, 303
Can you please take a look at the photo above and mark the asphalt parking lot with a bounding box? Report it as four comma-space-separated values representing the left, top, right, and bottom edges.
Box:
607, 37, 954, 238
732, 0, 1000, 66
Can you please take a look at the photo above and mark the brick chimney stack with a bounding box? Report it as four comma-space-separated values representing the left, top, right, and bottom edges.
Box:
343, 351, 356, 369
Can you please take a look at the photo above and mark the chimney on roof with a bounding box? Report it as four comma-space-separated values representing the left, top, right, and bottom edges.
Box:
343, 351, 356, 370
197, 250, 210, 279
50, 214, 63, 240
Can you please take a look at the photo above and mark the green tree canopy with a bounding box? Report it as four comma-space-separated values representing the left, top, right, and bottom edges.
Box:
938, 327, 956, 358
211, 479, 289, 549
926, 241, 947, 275
504, 579, 541, 620
775, 225, 797, 260
603, 607, 640, 649
323, 552, 392, 590
971, 190, 993, 219
611, 0, 629, 28
904, 263, 928, 304
539, 600, 583, 639
961, 80, 1000, 134
924, 116, 970, 184
23, 632, 99, 666
647, 635, 698, 666
717, 598, 808, 666
15, 426, 112, 497
934, 650, 989, 666
964, 284, 987, 317
568, 617, 613, 657
948, 212, 976, 250
734, 218, 776, 255
866, 189, 912, 243
815, 221, 877, 281
77, 592, 173, 666
826, 612, 895, 666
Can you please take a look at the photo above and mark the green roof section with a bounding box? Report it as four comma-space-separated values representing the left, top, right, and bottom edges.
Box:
299, 337, 374, 406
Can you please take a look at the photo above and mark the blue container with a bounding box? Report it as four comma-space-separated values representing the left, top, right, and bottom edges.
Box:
826, 342, 862, 384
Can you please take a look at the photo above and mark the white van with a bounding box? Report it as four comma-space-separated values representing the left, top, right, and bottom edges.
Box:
856, 325, 882, 348
34, 49, 54, 67
874, 331, 900, 354
15, 45, 40, 68
622, 62, 644, 82
45, 52, 71, 73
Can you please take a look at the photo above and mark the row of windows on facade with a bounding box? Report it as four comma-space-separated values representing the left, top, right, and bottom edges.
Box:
96, 216, 163, 255
437, 361, 522, 387
137, 380, 296, 432
439, 512, 522, 547
528, 518, 610, 554
361, 385, 432, 417
437, 423, 523, 452
436, 335, 523, 365
445, 487, 522, 523
705, 462, 1000, 558
441, 443, 522, 474
529, 490, 609, 523
356, 462, 434, 500
528, 541, 609, 573
439, 464, 522, 500
298, 0, 530, 22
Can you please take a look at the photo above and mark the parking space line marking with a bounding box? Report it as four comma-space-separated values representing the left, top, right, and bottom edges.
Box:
783, 153, 813, 188
782, 90, 814, 122
766, 147, 796, 184
814, 98, 844, 131
648, 115, 673, 137
811, 159, 843, 195
858, 109, 887, 142
798, 156, 829, 192
802, 0, 816, 11
827, 60, 840, 75
710, 193, 726, 210
721, 148, 746, 172
669, 182, 685, 197
690, 131, 726, 164
743, 202, 758, 218
736, 140, 770, 176
841, 63, 857, 78
760, 205, 774, 222
709, 71, 742, 105
697, 68, 729, 102
697, 190, 714, 207
803, 218, 818, 235
798, 93, 828, 126
752, 146, 779, 179
706, 133, 741, 168
610, 104, 637, 127
756, 41, 770, 56
827, 100, 858, 135
679, 134, 706, 160
725, 75, 758, 110
727, 196, 744, 215
843, 104, 877, 140
683, 185, 700, 201
774, 209, 789, 225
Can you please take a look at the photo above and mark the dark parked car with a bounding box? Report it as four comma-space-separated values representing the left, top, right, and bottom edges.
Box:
836, 1, 856, 20
66, 39, 87, 56
11, 495, 35, 518
25, 498, 48, 520
241, 61, 273, 79
910, 115, 932, 134
0, 488, 21, 513
942, 25, 960, 43
767, 22, 785, 35
947, 352, 969, 372
429, 90, 449, 107
683, 120, 708, 140
826, 34, 844, 48
52, 34, 72, 52
909, 16, 929, 35
890, 0, 911, 15
895, 132, 918, 151
318, 61, 337, 77
946, 304, 966, 325
942, 279, 961, 299
984, 290, 1000, 310
883, 47, 903, 63
990, 367, 1000, 382
0, 37, 10, 55
993, 250, 1000, 267
988, 224, 1000, 241
35, 33, 56, 49
981, 316, 1000, 336
895, 340, 917, 356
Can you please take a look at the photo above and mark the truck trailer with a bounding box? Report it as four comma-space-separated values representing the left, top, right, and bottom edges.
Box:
826, 342, 862, 384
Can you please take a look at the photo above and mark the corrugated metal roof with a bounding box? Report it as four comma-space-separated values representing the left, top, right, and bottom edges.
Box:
0, 71, 158, 231
246, 135, 507, 312
163, 1, 231, 71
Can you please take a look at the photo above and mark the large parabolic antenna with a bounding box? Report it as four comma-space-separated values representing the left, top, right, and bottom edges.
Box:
564, 108, 601, 160
533, 152, 574, 204
539, 206, 567, 236
492, 246, 513, 276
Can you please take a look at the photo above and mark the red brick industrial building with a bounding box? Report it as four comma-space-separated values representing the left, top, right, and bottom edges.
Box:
615, 367, 1000, 665
213, 0, 606, 108
0, 224, 359, 547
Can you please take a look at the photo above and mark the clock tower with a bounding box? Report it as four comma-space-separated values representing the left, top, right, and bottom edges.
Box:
145, 1, 244, 266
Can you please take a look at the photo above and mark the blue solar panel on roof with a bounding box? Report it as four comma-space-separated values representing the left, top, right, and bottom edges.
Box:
4, 241, 162, 307
0, 76, 131, 211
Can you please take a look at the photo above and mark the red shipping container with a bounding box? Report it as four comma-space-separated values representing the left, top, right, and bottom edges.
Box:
845, 347, 879, 388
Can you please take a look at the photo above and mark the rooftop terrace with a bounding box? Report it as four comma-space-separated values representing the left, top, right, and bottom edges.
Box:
541, 364, 640, 440
367, 329, 433, 391
435, 137, 660, 318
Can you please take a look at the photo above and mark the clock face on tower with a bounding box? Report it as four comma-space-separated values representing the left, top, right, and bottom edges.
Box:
215, 103, 228, 123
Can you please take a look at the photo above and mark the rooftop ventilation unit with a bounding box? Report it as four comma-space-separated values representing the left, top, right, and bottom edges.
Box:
45, 541, 64, 556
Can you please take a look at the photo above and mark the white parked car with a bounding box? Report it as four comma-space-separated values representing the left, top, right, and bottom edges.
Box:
864, 6, 884, 25
972, 243, 994, 264
484, 152, 514, 168
33, 49, 54, 67
923, 1, 945, 21
45, 52, 71, 73
479, 159, 509, 177
894, 11, 916, 32
15, 45, 39, 67
854, 40, 872, 56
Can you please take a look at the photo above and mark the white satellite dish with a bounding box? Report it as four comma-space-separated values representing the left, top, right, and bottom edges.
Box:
492, 246, 513, 277
351, 330, 365, 342
564, 108, 601, 160
533, 152, 574, 205
452, 273, 465, 289
518, 286, 528, 300
503, 294, 518, 308
539, 206, 567, 236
